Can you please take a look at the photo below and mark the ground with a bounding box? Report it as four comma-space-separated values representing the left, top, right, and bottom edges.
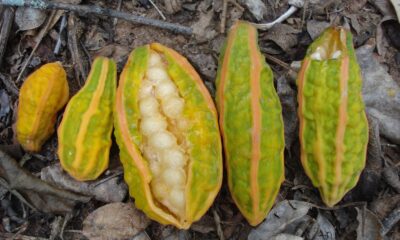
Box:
0, 0, 400, 239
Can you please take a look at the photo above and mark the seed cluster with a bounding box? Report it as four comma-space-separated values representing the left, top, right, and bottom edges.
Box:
138, 51, 188, 217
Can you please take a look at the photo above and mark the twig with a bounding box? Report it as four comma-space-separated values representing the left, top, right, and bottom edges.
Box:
0, 177, 37, 211
220, 0, 228, 33
54, 13, 67, 54
381, 206, 400, 236
212, 208, 225, 240
252, 0, 304, 30
91, 170, 123, 187
15, 11, 59, 84
67, 13, 89, 86
0, 0, 193, 35
113, 0, 122, 26
0, 7, 14, 68
148, 0, 166, 20
220, 0, 243, 33
0, 72, 19, 96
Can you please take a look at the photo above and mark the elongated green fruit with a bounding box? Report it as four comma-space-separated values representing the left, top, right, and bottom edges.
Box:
215, 21, 285, 226
114, 43, 223, 229
297, 27, 368, 206
58, 57, 117, 181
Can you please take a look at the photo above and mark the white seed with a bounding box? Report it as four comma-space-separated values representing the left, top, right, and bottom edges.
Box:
169, 188, 185, 208
147, 67, 169, 84
140, 116, 167, 136
331, 50, 341, 59
311, 52, 322, 61
151, 179, 169, 199
139, 80, 154, 99
155, 80, 177, 99
148, 53, 163, 67
142, 145, 157, 161
139, 97, 159, 117
148, 131, 176, 149
149, 161, 161, 176
161, 168, 185, 186
161, 148, 186, 168
162, 96, 184, 118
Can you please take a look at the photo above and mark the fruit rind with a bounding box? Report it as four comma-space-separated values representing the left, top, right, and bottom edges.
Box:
297, 27, 369, 206
58, 57, 116, 181
16, 62, 69, 152
114, 43, 223, 229
215, 21, 285, 226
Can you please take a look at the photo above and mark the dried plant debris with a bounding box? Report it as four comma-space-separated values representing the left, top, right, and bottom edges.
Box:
15, 7, 47, 31
357, 44, 400, 144
248, 200, 313, 240
41, 163, 128, 203
83, 202, 150, 240
0, 150, 90, 214
356, 207, 383, 239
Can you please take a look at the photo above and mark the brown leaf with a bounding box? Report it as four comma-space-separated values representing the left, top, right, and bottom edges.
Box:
265, 24, 301, 53
356, 207, 383, 240
15, 7, 46, 31
83, 202, 150, 240
0, 150, 90, 214
41, 163, 127, 203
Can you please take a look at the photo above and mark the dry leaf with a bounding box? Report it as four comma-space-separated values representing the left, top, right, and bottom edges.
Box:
356, 44, 400, 144
83, 202, 150, 240
389, 0, 400, 23
248, 200, 312, 240
41, 164, 127, 203
15, 7, 46, 31
356, 207, 383, 240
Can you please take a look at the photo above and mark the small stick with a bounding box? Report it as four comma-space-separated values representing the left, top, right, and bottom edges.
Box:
213, 208, 225, 240
0, 7, 14, 68
220, 0, 228, 33
0, 0, 193, 35
252, 0, 304, 30
54, 13, 67, 54
148, 0, 166, 20
113, 0, 122, 26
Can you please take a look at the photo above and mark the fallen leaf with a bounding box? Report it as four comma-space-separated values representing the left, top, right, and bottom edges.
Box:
270, 233, 303, 240
265, 24, 301, 53
315, 212, 336, 240
356, 44, 400, 144
41, 163, 127, 203
356, 207, 383, 240
192, 9, 218, 42
306, 20, 330, 40
248, 200, 312, 240
0, 150, 90, 214
389, 0, 400, 23
238, 0, 267, 21
83, 202, 150, 240
15, 7, 46, 31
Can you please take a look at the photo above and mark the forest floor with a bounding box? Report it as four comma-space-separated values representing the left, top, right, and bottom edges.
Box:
0, 0, 400, 239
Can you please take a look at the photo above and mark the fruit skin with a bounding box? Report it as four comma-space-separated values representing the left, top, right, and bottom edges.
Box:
297, 27, 369, 207
114, 43, 223, 229
16, 62, 69, 152
215, 21, 285, 226
58, 57, 116, 181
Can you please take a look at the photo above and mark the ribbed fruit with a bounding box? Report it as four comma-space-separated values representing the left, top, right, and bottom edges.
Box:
16, 62, 69, 152
58, 57, 116, 181
215, 21, 285, 226
297, 27, 369, 206
114, 43, 223, 229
